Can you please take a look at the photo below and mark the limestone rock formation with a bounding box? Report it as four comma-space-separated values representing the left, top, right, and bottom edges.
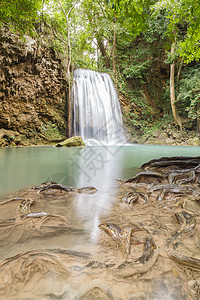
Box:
0, 25, 68, 146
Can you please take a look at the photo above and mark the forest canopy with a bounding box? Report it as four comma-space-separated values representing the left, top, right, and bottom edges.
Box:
0, 0, 200, 133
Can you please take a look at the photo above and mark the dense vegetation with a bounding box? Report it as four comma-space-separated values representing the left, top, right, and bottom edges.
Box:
0, 0, 200, 137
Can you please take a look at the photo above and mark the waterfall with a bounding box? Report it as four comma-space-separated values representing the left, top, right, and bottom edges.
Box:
71, 69, 125, 145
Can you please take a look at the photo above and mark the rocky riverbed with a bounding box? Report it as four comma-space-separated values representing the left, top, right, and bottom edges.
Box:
126, 123, 200, 146
0, 156, 199, 299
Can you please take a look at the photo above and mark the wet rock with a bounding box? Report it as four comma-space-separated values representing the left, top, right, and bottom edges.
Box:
169, 251, 200, 270
141, 156, 200, 169
76, 186, 97, 194
81, 287, 115, 300
128, 292, 146, 300
74, 280, 122, 300
124, 171, 164, 184
122, 192, 138, 206
0, 213, 71, 244
0, 249, 90, 297
116, 237, 159, 278
55, 136, 86, 147
187, 280, 200, 299
1, 156, 200, 299
38, 183, 76, 194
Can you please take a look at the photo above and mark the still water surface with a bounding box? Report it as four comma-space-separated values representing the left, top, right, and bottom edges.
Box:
0, 144, 199, 197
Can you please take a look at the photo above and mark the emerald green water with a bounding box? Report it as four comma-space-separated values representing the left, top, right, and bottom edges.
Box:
0, 144, 199, 198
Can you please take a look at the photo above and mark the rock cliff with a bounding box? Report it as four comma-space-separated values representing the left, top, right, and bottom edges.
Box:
0, 25, 68, 146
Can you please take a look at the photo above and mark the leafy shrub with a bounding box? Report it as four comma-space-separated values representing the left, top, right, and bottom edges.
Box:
177, 66, 200, 125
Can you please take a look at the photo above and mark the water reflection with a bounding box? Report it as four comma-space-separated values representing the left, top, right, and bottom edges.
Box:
74, 146, 123, 243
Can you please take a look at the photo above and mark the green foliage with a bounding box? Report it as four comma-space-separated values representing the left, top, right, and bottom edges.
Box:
142, 113, 174, 135
0, 0, 43, 34
177, 66, 200, 124
122, 59, 151, 81
145, 11, 169, 43
165, 50, 179, 64
178, 27, 200, 63
41, 122, 64, 141
49, 38, 65, 53
105, 0, 153, 34
1, 0, 200, 135
118, 43, 152, 80
151, 0, 200, 63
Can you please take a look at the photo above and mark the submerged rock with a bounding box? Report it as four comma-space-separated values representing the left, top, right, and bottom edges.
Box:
55, 136, 86, 147
76, 186, 97, 194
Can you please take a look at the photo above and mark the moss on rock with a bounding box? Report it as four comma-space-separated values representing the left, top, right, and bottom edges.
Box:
55, 136, 86, 147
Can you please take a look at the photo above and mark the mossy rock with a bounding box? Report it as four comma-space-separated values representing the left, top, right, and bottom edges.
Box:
55, 136, 86, 147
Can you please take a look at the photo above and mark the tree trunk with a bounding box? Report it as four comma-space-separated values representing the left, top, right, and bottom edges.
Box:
176, 56, 184, 93
40, 0, 45, 32
197, 102, 200, 135
170, 41, 182, 130
57, 0, 77, 137
142, 85, 155, 107
66, 11, 71, 137
112, 15, 116, 73
96, 35, 110, 68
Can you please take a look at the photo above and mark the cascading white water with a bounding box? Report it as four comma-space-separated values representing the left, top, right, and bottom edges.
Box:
71, 69, 126, 145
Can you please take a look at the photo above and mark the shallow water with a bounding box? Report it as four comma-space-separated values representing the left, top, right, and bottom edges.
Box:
0, 144, 200, 196
0, 145, 200, 299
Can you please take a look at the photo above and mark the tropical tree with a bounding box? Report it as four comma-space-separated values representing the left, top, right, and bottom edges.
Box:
0, 0, 44, 33
152, 0, 200, 130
